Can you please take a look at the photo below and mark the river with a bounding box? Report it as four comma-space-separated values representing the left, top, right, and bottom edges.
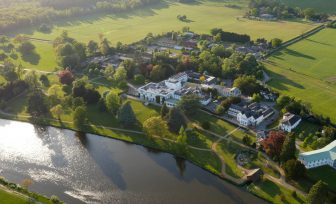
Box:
0, 119, 267, 204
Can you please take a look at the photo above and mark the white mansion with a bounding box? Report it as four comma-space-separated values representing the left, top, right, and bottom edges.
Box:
299, 140, 336, 169
138, 72, 211, 107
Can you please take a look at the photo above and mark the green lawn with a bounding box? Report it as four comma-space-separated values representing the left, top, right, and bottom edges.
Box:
1, 0, 318, 71
248, 179, 305, 204
0, 189, 29, 204
281, 0, 336, 13
265, 28, 336, 122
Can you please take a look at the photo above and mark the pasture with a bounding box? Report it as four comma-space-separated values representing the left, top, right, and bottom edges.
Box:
2, 0, 318, 71
281, 0, 336, 13
265, 28, 336, 122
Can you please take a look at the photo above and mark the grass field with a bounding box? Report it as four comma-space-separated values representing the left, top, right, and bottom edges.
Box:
1, 0, 318, 71
281, 0, 336, 13
0, 189, 28, 204
265, 28, 336, 122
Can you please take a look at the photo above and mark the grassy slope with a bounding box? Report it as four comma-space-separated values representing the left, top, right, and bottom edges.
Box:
265, 28, 336, 122
1, 0, 318, 71
0, 189, 28, 204
281, 0, 336, 13
249, 179, 306, 204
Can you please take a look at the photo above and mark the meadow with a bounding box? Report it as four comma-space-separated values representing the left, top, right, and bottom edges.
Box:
1, 0, 318, 71
281, 0, 336, 13
265, 28, 336, 122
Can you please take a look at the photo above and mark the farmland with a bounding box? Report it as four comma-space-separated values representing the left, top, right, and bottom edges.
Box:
1, 0, 318, 71
265, 28, 336, 122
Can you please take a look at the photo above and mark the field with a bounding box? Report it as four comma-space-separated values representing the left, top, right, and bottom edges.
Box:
265, 28, 336, 122
281, 0, 336, 13
0, 189, 28, 204
1, 0, 318, 71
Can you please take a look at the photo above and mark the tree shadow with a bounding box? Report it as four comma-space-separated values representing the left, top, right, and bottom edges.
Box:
265, 69, 305, 91
282, 48, 316, 60
306, 38, 332, 46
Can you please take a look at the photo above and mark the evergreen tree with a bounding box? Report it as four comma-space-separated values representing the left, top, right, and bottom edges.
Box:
283, 159, 306, 181
73, 106, 87, 130
117, 101, 136, 127
176, 126, 188, 155
167, 108, 186, 133
177, 94, 200, 117
280, 133, 296, 163
306, 181, 328, 204
161, 103, 169, 118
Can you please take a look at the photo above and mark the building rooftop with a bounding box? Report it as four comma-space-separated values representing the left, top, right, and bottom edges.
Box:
300, 140, 336, 163
281, 113, 301, 126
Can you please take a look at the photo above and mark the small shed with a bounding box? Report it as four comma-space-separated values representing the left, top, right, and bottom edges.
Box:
246, 168, 263, 182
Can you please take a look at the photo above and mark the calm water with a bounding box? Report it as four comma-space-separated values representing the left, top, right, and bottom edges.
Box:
0, 119, 267, 204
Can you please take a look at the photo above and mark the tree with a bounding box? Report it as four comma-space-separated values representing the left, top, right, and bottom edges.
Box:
233, 75, 260, 96
167, 108, 186, 133
58, 69, 74, 85
100, 38, 110, 55
303, 8, 315, 20
72, 97, 85, 109
143, 116, 169, 138
0, 60, 18, 82
306, 181, 328, 204
87, 40, 98, 55
105, 92, 122, 115
24, 70, 40, 90
252, 93, 262, 102
73, 106, 87, 129
242, 135, 252, 146
50, 104, 63, 120
18, 41, 35, 55
0, 35, 9, 45
117, 101, 136, 127
177, 94, 201, 116
271, 38, 283, 48
262, 131, 286, 161
27, 91, 49, 117
47, 84, 64, 106
176, 126, 188, 155
280, 133, 296, 163
104, 65, 115, 80
283, 159, 306, 181
134, 74, 145, 85
161, 103, 169, 119
113, 66, 127, 85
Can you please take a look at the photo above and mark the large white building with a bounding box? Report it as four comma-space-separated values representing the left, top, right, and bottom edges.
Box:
299, 140, 336, 169
279, 113, 302, 132
138, 72, 211, 108
228, 103, 274, 126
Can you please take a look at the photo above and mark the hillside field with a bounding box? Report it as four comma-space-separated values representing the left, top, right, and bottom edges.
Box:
265, 28, 336, 122
281, 0, 336, 13
1, 0, 318, 71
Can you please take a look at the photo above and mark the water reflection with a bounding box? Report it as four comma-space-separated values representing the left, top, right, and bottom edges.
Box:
0, 119, 267, 204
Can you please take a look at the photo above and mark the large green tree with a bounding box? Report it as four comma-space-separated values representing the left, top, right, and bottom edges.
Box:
105, 92, 122, 115
177, 94, 201, 117
280, 133, 296, 163
167, 107, 186, 133
143, 116, 169, 138
283, 159, 306, 181
306, 181, 328, 204
117, 101, 136, 127
73, 106, 87, 129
